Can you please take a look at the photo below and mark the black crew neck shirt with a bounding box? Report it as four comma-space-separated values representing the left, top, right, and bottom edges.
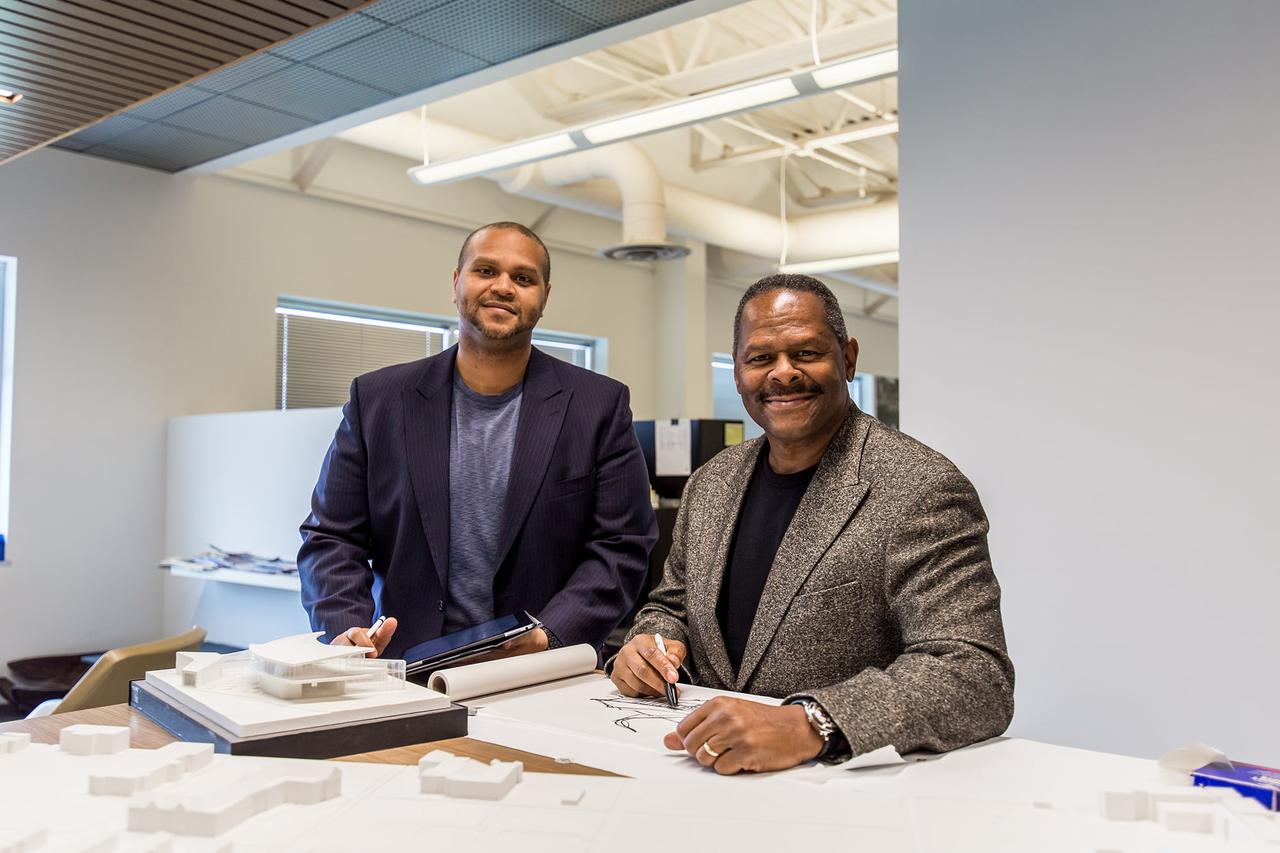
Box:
717, 445, 819, 674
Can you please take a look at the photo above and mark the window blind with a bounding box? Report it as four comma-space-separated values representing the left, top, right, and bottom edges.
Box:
276, 311, 447, 409
533, 338, 592, 370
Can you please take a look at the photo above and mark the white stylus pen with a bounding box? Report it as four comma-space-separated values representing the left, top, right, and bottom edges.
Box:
655, 634, 679, 708
366, 615, 387, 641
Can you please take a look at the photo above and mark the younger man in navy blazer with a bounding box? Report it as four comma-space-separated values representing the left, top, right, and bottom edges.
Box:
299, 222, 656, 661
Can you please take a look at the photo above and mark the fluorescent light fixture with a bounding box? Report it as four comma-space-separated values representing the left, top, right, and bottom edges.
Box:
584, 78, 800, 144
778, 250, 900, 275
408, 133, 577, 186
811, 48, 899, 90
0, 89, 22, 106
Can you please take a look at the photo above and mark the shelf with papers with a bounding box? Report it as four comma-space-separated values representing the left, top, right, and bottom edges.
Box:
165, 565, 301, 592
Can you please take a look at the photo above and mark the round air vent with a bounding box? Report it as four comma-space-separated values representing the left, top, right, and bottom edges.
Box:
599, 242, 691, 262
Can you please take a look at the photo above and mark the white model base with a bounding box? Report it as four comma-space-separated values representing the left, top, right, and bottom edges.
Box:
60, 725, 130, 756
418, 749, 523, 800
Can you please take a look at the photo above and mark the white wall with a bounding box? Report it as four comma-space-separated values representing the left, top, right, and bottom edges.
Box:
0, 147, 654, 668
900, 1, 1280, 759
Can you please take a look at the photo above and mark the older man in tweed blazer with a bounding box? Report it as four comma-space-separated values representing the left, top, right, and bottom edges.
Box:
613, 274, 1013, 774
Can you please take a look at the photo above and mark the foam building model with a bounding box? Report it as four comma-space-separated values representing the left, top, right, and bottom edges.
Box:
1101, 786, 1280, 844
0, 732, 30, 754
60, 724, 130, 756
418, 749, 523, 800
128, 762, 341, 837
176, 632, 405, 700
88, 742, 215, 796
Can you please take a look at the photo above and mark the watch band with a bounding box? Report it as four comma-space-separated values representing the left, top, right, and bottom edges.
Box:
800, 699, 837, 742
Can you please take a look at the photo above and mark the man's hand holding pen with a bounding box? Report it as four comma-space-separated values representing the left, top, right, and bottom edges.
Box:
611, 633, 686, 699
331, 615, 398, 658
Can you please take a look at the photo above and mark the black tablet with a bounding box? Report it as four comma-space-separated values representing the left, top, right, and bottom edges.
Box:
404, 612, 540, 676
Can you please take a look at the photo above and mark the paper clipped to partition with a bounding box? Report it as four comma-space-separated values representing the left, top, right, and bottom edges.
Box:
427, 644, 598, 702
655, 419, 692, 476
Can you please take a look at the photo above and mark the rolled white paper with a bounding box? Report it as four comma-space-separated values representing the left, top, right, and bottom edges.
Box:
428, 644, 598, 702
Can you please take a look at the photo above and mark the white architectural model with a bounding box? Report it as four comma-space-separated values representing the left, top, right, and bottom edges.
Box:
417, 749, 523, 800
60, 724, 130, 756
176, 632, 406, 700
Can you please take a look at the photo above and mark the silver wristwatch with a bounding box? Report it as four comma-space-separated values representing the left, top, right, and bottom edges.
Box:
799, 699, 837, 744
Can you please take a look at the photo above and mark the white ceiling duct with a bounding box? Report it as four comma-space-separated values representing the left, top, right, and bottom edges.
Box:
337, 113, 898, 268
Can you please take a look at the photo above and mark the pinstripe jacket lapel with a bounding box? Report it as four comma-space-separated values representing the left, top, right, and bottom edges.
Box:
403, 347, 457, 589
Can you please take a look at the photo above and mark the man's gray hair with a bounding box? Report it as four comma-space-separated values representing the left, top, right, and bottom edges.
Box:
733, 274, 849, 355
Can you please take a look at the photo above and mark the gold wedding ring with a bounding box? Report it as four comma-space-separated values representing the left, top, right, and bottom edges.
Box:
700, 741, 721, 759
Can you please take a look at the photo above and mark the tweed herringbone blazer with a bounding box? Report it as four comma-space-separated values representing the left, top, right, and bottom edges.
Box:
627, 406, 1014, 756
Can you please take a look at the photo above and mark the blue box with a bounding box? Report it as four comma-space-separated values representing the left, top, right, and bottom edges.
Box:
1192, 762, 1280, 811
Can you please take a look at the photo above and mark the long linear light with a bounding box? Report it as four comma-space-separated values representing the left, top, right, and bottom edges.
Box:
811, 49, 899, 89
408, 47, 897, 187
778, 250, 900, 275
409, 133, 576, 185
584, 78, 800, 144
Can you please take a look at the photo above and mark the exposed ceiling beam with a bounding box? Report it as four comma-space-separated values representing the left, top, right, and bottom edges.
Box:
546, 15, 895, 124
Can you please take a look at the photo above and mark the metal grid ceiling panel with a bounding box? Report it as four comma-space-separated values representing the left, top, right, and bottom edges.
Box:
399, 0, 599, 64
555, 0, 692, 27
48, 0, 698, 174
231, 65, 391, 123
162, 96, 314, 146
304, 26, 486, 95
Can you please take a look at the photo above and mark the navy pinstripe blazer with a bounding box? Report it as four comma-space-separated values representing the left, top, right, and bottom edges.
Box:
298, 345, 657, 659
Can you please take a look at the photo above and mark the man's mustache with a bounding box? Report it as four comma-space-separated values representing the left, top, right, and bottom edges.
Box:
756, 382, 823, 403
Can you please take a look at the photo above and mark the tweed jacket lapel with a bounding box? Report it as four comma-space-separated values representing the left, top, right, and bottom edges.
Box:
403, 346, 458, 589
687, 439, 762, 690
733, 407, 872, 691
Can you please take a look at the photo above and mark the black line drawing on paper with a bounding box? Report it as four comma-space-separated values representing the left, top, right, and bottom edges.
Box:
590, 692, 707, 733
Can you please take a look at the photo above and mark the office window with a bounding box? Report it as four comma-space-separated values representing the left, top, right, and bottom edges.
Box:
0, 257, 14, 560
711, 354, 898, 439
276, 297, 603, 409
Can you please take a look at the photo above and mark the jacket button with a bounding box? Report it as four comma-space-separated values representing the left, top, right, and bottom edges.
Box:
437, 600, 445, 611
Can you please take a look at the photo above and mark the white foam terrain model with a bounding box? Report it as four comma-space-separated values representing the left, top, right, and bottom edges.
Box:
2, 718, 1278, 851
417, 749, 522, 799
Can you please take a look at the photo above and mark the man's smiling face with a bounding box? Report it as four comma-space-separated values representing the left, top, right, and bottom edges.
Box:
734, 289, 858, 445
453, 227, 550, 342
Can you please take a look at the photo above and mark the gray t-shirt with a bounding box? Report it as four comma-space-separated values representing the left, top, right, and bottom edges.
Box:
443, 369, 522, 633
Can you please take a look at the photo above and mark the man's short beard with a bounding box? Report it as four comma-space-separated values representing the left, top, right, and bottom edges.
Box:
464, 302, 537, 340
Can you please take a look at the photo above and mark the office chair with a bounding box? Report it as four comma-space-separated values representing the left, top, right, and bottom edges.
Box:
26, 626, 206, 717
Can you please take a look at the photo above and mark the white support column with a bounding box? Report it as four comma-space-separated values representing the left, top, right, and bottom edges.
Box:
654, 240, 712, 419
